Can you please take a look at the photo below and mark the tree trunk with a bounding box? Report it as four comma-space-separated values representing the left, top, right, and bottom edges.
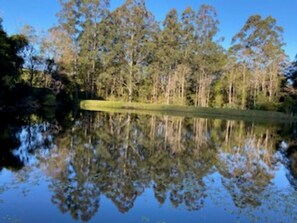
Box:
241, 64, 246, 109
128, 60, 133, 103
181, 74, 185, 105
228, 83, 232, 106
166, 76, 171, 104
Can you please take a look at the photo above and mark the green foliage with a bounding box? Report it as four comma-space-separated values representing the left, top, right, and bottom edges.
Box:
42, 94, 56, 107
279, 96, 296, 114
254, 102, 280, 112
0, 19, 28, 91
284, 55, 297, 114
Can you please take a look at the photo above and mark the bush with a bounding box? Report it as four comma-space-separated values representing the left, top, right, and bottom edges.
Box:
254, 102, 280, 111
42, 94, 56, 106
279, 96, 296, 114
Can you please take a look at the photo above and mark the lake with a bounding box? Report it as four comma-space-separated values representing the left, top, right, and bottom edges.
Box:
0, 111, 297, 223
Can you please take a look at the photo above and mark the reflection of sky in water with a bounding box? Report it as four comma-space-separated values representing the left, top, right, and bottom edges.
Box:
0, 169, 74, 223
13, 123, 53, 166
273, 165, 291, 188
0, 166, 296, 223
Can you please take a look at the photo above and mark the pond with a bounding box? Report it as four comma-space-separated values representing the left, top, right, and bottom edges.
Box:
0, 111, 297, 223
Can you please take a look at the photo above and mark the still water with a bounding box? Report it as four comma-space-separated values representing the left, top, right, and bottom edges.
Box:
0, 111, 297, 223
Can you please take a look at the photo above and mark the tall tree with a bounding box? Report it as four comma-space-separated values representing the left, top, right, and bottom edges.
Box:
173, 7, 196, 105
41, 27, 75, 75
106, 0, 157, 102
98, 10, 126, 99
231, 15, 286, 109
57, 0, 82, 98
57, 0, 110, 98
192, 4, 225, 107
159, 9, 182, 104
78, 0, 109, 98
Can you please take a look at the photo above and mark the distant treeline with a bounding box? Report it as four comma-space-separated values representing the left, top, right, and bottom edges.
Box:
1, 0, 297, 112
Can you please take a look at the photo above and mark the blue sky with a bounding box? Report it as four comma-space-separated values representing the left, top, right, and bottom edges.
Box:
1, 0, 296, 60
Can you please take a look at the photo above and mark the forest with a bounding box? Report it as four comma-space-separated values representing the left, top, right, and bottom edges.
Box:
0, 0, 297, 113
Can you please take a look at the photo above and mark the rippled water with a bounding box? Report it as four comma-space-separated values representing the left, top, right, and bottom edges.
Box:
0, 111, 297, 223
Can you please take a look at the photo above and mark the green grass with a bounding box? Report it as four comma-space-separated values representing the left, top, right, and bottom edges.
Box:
80, 100, 297, 123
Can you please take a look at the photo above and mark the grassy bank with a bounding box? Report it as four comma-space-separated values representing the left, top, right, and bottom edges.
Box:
80, 100, 297, 123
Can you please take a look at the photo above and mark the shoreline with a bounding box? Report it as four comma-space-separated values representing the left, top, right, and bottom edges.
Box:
80, 100, 297, 123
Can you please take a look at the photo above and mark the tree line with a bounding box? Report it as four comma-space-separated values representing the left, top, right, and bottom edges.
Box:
1, 0, 297, 112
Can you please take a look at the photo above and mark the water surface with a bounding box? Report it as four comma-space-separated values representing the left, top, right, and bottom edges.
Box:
0, 111, 297, 223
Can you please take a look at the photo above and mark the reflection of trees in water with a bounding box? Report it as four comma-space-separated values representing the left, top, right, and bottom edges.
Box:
147, 117, 214, 211
0, 114, 62, 171
41, 113, 217, 217
50, 170, 101, 222
2, 111, 296, 222
216, 120, 280, 208
43, 114, 102, 222
41, 112, 288, 220
0, 116, 25, 171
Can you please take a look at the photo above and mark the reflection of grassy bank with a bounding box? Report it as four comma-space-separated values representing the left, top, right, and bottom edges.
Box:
80, 100, 297, 123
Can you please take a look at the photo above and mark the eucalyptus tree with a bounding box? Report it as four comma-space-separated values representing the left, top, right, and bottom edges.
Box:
145, 29, 160, 103
57, 0, 110, 98
154, 7, 197, 105
98, 9, 126, 99
41, 27, 75, 76
231, 15, 286, 109
78, 0, 109, 98
39, 27, 79, 98
109, 0, 157, 102
214, 51, 247, 108
225, 56, 241, 107
57, 0, 82, 96
192, 4, 226, 107
177, 7, 196, 105
159, 9, 183, 104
